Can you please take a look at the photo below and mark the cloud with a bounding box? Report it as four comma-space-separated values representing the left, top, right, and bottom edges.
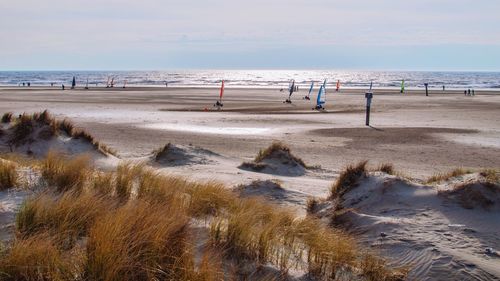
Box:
0, 0, 499, 69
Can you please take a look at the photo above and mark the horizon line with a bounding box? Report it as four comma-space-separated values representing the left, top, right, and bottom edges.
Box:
1, 68, 500, 73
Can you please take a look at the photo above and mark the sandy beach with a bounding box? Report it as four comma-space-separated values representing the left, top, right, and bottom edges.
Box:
1, 87, 499, 175
0, 86, 499, 280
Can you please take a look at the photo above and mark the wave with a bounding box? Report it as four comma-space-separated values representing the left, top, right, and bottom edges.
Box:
0, 70, 499, 89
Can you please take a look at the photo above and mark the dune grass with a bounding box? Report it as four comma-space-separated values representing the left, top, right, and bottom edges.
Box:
41, 151, 90, 193
480, 169, 499, 185
426, 168, 472, 184
360, 253, 408, 281
330, 160, 368, 199
9, 113, 35, 146
187, 181, 233, 218
437, 169, 499, 210
85, 200, 193, 281
306, 197, 320, 214
114, 162, 144, 201
16, 190, 113, 248
377, 163, 395, 175
32, 110, 53, 125
153, 143, 171, 161
72, 129, 117, 156
0, 159, 18, 190
0, 233, 78, 281
2, 110, 117, 156
439, 181, 498, 210
254, 141, 307, 167
92, 171, 115, 196
8, 111, 57, 146
239, 161, 268, 171
0, 154, 34, 169
1, 112, 13, 123
57, 118, 75, 136
0, 153, 400, 280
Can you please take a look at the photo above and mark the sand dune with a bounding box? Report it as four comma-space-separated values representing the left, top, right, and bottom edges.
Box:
0, 87, 499, 280
323, 171, 500, 280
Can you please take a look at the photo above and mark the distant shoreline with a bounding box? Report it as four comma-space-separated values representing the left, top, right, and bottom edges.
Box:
1, 70, 499, 90
1, 85, 500, 93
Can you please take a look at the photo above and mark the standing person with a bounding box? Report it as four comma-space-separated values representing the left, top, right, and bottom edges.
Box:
62, 84, 65, 90
442, 85, 445, 91
468, 89, 471, 96
22, 82, 25, 87
27, 82, 30, 87
464, 90, 467, 96
472, 89, 475, 96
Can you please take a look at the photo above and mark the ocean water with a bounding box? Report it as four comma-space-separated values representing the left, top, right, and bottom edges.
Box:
0, 70, 499, 90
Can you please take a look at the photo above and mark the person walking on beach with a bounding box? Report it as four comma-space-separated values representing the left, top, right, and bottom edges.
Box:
472, 89, 475, 96
62, 84, 65, 90
464, 90, 467, 96
468, 89, 471, 96
442, 85, 445, 91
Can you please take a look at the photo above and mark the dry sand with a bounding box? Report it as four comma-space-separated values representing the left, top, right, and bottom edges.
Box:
324, 172, 500, 281
0, 86, 499, 280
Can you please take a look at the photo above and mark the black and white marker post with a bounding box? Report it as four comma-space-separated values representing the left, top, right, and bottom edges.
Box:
365, 92, 373, 126
424, 83, 429, 96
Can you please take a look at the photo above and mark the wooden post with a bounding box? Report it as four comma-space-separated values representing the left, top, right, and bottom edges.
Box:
365, 92, 373, 126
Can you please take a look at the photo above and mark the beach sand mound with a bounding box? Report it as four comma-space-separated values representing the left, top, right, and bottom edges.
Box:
0, 111, 117, 163
152, 143, 218, 166
239, 141, 307, 176
438, 172, 500, 210
319, 169, 500, 281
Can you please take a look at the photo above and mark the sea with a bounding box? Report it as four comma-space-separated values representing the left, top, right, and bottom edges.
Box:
0, 70, 499, 90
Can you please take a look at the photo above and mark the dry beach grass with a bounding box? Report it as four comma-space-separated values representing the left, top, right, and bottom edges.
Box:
0, 152, 403, 281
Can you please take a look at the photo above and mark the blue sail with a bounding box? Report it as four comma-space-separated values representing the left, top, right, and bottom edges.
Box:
316, 79, 327, 107
307, 82, 314, 98
289, 79, 295, 99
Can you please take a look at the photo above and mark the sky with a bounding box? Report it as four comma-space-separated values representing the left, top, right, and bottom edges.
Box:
1, 0, 500, 71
